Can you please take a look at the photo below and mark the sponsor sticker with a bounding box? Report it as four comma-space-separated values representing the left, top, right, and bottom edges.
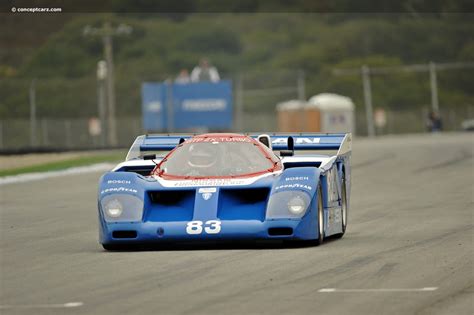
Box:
202, 192, 213, 200
198, 187, 216, 200
101, 187, 138, 194
272, 137, 321, 145
172, 179, 247, 187
275, 183, 313, 191
285, 176, 309, 181
186, 137, 251, 143
107, 180, 131, 185
198, 187, 217, 193
155, 172, 277, 188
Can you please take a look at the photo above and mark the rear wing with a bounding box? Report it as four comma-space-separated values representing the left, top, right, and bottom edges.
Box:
126, 133, 352, 160
260, 133, 352, 156
126, 134, 192, 160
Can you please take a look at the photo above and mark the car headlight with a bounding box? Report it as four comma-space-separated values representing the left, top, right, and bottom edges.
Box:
266, 191, 311, 219
100, 194, 144, 222
288, 196, 306, 215
105, 199, 123, 218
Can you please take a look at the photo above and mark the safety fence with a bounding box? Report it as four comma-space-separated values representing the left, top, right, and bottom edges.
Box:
1, 105, 472, 150
1, 68, 472, 151
0, 117, 141, 150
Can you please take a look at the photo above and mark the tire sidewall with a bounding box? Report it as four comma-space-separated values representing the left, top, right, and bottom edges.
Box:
341, 173, 347, 233
317, 185, 324, 245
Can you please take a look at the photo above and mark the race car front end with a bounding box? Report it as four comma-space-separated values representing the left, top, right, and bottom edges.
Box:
98, 167, 322, 247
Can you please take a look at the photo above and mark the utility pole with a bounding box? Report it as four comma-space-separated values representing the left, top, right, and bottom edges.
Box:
429, 62, 439, 113
361, 65, 375, 137
97, 60, 107, 146
83, 22, 132, 147
103, 23, 117, 146
166, 81, 174, 133
29, 78, 37, 146
297, 69, 305, 101
235, 73, 243, 132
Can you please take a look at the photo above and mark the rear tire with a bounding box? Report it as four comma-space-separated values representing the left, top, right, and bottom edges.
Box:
335, 172, 347, 239
316, 185, 324, 246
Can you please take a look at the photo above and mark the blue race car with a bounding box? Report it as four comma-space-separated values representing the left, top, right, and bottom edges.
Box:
98, 133, 352, 250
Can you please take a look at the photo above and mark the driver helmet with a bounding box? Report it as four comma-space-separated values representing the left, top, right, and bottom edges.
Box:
188, 144, 218, 168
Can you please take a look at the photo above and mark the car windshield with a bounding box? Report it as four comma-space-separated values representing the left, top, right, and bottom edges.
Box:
157, 138, 277, 178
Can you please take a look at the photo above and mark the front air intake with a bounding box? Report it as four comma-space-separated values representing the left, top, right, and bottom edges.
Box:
217, 188, 270, 221
149, 190, 194, 205
112, 230, 138, 239
268, 227, 293, 236
146, 190, 195, 222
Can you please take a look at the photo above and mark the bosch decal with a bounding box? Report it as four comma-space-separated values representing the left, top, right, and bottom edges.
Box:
107, 180, 131, 185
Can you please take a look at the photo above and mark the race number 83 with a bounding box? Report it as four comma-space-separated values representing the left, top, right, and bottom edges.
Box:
186, 220, 221, 235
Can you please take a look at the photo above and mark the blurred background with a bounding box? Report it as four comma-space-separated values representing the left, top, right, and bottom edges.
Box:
1, 1, 473, 151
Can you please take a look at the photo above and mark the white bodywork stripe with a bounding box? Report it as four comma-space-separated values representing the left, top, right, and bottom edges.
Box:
112, 159, 158, 171
337, 133, 352, 156
154, 171, 282, 188
319, 156, 337, 172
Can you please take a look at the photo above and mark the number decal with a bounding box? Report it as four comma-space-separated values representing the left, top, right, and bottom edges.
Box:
186, 220, 221, 235
204, 220, 221, 234
186, 221, 203, 234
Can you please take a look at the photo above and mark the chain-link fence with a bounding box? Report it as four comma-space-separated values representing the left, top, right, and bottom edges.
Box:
354, 105, 473, 136
2, 105, 471, 150
1, 68, 472, 151
0, 117, 141, 150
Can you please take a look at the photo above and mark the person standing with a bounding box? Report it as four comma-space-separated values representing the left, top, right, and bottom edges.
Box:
426, 111, 443, 132
175, 69, 190, 84
190, 58, 220, 83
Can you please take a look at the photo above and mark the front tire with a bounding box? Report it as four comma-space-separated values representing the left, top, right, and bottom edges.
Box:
102, 244, 124, 251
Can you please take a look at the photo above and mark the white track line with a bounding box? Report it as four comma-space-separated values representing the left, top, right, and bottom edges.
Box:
318, 287, 438, 293
0, 301, 83, 309
0, 163, 114, 186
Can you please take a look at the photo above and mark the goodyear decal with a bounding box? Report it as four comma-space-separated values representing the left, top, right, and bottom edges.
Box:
275, 183, 312, 191
101, 187, 138, 194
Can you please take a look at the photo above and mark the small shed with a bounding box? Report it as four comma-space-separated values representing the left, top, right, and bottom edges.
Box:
306, 93, 355, 133
276, 100, 308, 132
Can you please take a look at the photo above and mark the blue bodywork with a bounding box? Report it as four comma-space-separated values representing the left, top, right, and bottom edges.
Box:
98, 134, 351, 247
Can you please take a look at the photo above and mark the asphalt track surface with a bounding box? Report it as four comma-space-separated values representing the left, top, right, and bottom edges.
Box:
1, 133, 473, 315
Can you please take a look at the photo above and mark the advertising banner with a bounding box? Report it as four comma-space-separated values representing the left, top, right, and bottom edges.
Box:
141, 80, 233, 131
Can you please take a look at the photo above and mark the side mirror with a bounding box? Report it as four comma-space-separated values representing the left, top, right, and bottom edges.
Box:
143, 154, 157, 160
257, 134, 272, 149
280, 150, 294, 157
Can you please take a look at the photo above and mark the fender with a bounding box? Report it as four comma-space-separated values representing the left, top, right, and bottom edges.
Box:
98, 172, 153, 201
271, 167, 321, 198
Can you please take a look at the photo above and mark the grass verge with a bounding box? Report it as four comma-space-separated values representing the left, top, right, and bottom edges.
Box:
0, 152, 125, 177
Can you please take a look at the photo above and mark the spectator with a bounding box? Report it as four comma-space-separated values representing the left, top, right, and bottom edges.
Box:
190, 58, 220, 83
426, 111, 443, 132
175, 69, 190, 84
